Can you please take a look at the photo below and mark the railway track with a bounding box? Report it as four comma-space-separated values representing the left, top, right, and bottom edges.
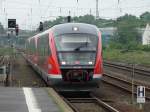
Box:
0, 55, 5, 66
104, 61, 150, 76
11, 52, 47, 87
102, 73, 150, 100
103, 60, 150, 99
59, 91, 119, 112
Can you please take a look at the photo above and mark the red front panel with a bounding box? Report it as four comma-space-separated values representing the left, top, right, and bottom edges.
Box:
94, 32, 103, 75
48, 31, 61, 74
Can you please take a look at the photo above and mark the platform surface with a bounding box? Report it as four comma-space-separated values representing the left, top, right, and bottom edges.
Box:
0, 87, 60, 112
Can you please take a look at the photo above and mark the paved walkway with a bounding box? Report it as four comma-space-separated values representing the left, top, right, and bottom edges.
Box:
0, 87, 60, 112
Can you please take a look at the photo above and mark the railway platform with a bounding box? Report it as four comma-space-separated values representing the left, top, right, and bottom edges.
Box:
0, 87, 73, 112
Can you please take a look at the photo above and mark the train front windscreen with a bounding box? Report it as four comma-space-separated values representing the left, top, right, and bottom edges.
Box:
54, 33, 98, 66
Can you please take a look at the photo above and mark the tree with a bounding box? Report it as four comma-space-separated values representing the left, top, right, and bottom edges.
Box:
75, 15, 96, 24
112, 14, 141, 49
140, 12, 150, 23
41, 16, 65, 30
139, 12, 150, 27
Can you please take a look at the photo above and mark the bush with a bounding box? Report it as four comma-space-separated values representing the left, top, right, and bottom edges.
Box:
108, 41, 123, 49
140, 45, 150, 51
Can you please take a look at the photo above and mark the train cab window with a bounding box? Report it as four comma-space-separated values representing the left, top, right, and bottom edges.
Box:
55, 33, 98, 51
54, 33, 98, 65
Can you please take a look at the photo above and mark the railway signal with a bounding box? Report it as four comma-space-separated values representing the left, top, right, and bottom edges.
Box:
8, 19, 16, 28
15, 24, 19, 36
39, 22, 43, 31
67, 16, 71, 22
8, 19, 19, 36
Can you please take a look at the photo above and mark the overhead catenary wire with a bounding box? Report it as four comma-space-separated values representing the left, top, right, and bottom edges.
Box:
0, 0, 150, 30
2, 0, 150, 13
3, 0, 150, 11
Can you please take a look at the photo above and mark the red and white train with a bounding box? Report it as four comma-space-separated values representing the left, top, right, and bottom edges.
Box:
25, 23, 103, 90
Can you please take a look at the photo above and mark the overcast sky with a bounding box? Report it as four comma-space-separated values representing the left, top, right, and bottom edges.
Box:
0, 0, 150, 30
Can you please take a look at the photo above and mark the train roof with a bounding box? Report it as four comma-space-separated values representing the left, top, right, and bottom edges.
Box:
28, 23, 99, 40
52, 23, 99, 36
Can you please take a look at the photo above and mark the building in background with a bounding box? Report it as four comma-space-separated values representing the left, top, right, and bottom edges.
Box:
99, 27, 116, 46
142, 24, 150, 45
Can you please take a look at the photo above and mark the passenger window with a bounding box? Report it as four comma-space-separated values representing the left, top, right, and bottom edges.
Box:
37, 33, 51, 56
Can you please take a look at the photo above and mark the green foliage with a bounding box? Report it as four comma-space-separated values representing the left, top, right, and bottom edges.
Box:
110, 14, 141, 50
39, 12, 150, 30
42, 16, 65, 30
40, 15, 115, 31
0, 47, 13, 55
140, 12, 150, 23
136, 45, 150, 51
74, 15, 96, 24
103, 48, 150, 65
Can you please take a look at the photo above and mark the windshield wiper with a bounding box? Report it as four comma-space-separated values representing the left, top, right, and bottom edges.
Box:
74, 42, 88, 51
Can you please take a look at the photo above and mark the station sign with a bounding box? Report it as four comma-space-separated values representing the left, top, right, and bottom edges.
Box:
137, 86, 145, 103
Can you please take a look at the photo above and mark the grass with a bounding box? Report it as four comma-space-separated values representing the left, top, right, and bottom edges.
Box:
103, 49, 150, 66
0, 47, 14, 56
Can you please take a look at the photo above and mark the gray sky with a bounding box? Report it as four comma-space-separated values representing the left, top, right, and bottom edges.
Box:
0, 0, 150, 30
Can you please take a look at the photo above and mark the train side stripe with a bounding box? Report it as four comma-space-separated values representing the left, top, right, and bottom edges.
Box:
47, 74, 102, 79
93, 74, 102, 78
48, 74, 62, 78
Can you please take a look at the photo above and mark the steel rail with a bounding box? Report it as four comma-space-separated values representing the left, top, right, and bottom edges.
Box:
0, 56, 5, 66
104, 61, 150, 76
59, 91, 120, 112
104, 73, 150, 90
103, 73, 150, 100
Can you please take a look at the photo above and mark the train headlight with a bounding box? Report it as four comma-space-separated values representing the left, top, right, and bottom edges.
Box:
61, 61, 66, 65
73, 27, 78, 31
88, 61, 93, 65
